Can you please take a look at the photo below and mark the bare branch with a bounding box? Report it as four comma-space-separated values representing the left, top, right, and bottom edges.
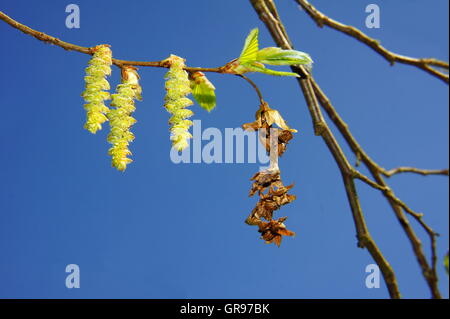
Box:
295, 0, 449, 84
236, 74, 265, 105
0, 11, 224, 73
0, 10, 268, 105
311, 56, 442, 298
250, 0, 443, 298
250, 0, 402, 299
368, 169, 441, 298
313, 73, 442, 297
383, 167, 449, 177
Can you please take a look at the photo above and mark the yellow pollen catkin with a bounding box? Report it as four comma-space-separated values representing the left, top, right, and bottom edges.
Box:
107, 66, 142, 171
163, 55, 194, 151
81, 45, 112, 134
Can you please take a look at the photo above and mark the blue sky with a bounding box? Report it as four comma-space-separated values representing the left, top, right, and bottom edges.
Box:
0, 0, 448, 298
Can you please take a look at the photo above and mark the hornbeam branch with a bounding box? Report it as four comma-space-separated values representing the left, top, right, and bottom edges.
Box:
294, 0, 449, 84
0, 11, 272, 104
250, 0, 444, 299
383, 167, 449, 177
250, 0, 401, 299
0, 11, 224, 73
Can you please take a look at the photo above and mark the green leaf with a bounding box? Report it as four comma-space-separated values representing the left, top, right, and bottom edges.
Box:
239, 28, 259, 64
256, 47, 313, 66
231, 27, 312, 77
243, 62, 300, 77
191, 76, 216, 112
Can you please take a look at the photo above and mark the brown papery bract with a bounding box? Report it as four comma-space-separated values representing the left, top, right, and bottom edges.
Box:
243, 102, 297, 247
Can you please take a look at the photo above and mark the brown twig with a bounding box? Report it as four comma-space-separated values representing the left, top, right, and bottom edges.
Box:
0, 11, 224, 73
0, 10, 269, 105
236, 74, 265, 104
250, 0, 444, 299
294, 0, 449, 84
250, 0, 401, 299
383, 167, 449, 177
310, 79, 443, 298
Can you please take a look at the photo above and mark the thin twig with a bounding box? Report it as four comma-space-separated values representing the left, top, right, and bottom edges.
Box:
294, 0, 449, 84
250, 0, 401, 299
251, 0, 444, 299
237, 74, 265, 104
0, 10, 271, 106
0, 11, 224, 73
384, 167, 449, 177
311, 77, 442, 298
369, 169, 441, 298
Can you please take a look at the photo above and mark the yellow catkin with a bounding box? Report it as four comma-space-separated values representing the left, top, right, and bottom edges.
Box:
107, 67, 142, 171
163, 55, 194, 151
81, 45, 112, 133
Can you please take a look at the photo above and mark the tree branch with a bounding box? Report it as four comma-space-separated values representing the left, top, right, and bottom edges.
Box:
0, 11, 224, 73
310, 78, 443, 298
236, 74, 265, 105
250, 0, 444, 298
0, 10, 267, 105
383, 167, 449, 177
294, 0, 449, 84
250, 0, 402, 299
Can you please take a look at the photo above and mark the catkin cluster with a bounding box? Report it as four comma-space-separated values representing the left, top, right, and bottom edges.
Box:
81, 45, 112, 134
107, 67, 142, 171
163, 55, 194, 151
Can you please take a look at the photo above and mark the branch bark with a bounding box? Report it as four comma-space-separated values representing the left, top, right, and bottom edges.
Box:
383, 167, 449, 177
294, 0, 449, 84
250, 0, 402, 298
0, 11, 223, 73
250, 0, 445, 298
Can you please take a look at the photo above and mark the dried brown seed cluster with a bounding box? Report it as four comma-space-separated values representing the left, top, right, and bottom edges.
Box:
243, 102, 297, 247
242, 101, 296, 132
259, 128, 293, 157
243, 101, 295, 158
245, 170, 296, 246
258, 217, 296, 248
